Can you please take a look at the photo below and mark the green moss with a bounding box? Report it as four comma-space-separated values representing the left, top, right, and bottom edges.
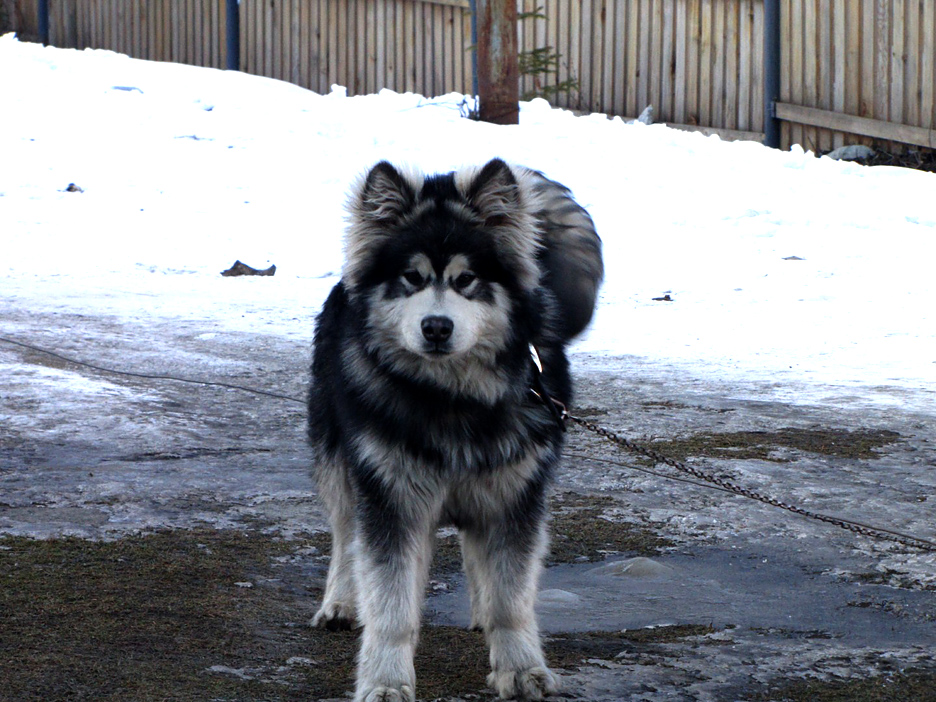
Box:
648, 428, 900, 463
547, 625, 717, 670
0, 529, 298, 701
548, 492, 673, 564
751, 669, 936, 702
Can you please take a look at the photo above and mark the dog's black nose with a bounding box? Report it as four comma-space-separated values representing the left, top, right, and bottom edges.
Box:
421, 315, 454, 343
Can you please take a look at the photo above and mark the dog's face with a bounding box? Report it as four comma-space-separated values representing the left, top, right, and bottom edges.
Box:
368, 251, 512, 361
344, 160, 542, 381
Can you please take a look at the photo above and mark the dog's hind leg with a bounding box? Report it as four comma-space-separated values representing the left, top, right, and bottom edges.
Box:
460, 532, 485, 631
312, 462, 359, 630
462, 503, 558, 700
353, 481, 439, 702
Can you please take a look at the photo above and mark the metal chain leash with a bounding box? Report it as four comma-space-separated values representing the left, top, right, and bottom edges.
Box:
5, 335, 935, 554
565, 412, 936, 553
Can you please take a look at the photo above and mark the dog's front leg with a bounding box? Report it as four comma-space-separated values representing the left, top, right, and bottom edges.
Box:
353, 489, 437, 702
313, 462, 359, 630
462, 512, 558, 700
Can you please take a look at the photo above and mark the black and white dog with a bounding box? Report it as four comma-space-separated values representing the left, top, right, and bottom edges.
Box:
308, 158, 602, 701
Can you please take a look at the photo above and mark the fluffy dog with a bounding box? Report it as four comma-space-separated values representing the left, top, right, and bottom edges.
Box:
308, 158, 602, 701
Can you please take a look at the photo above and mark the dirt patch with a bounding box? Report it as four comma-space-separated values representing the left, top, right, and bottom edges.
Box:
751, 667, 936, 702
0, 528, 306, 701
0, 508, 693, 702
647, 428, 900, 463
832, 147, 936, 174
548, 492, 672, 564
546, 625, 718, 671
306, 492, 670, 589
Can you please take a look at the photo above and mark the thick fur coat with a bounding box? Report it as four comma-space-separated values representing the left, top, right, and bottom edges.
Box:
308, 158, 602, 702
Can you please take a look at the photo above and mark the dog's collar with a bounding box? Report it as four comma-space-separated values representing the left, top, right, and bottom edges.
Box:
528, 345, 567, 431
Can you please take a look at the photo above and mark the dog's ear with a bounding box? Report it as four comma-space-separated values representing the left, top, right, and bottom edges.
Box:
466, 158, 521, 228
459, 159, 541, 292
343, 162, 419, 292
356, 161, 416, 226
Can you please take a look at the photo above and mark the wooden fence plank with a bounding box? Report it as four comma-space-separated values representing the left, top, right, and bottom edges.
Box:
831, 0, 845, 148
432, 3, 443, 95
924, 0, 935, 129
623, 0, 637, 116
633, 0, 646, 113
578, 0, 592, 109
700, 0, 713, 127
889, 0, 904, 127
274, 0, 283, 80
442, 4, 452, 93
874, 0, 889, 122
723, 0, 737, 129
395, 0, 405, 92
599, 0, 614, 113
593, 0, 606, 111
789, 0, 804, 146
375, 0, 385, 91
453, 1, 464, 94
324, 0, 334, 87
902, 0, 918, 127
712, 0, 725, 132
558, 0, 572, 105
648, 0, 661, 117
843, 0, 859, 141
776, 101, 936, 148
803, 0, 818, 149
686, 0, 700, 124
308, 0, 320, 92
660, 0, 674, 121
750, 0, 762, 134
674, 0, 687, 122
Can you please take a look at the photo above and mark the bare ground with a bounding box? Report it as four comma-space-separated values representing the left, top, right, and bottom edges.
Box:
1, 309, 934, 701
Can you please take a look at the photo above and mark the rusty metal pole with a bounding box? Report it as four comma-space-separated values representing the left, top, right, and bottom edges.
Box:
475, 0, 519, 125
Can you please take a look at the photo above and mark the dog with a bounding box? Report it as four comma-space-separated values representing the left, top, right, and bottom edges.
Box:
308, 158, 602, 701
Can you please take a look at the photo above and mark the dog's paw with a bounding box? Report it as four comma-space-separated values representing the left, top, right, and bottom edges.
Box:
310, 601, 358, 631
357, 684, 416, 702
487, 666, 559, 700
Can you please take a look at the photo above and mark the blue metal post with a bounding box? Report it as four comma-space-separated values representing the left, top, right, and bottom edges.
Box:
763, 0, 782, 148
226, 0, 240, 71
38, 0, 50, 45
469, 0, 478, 98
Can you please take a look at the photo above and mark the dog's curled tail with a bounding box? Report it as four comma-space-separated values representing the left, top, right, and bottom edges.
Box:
519, 168, 604, 341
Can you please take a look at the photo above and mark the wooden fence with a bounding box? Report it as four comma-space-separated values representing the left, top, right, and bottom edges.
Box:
237, 0, 473, 99
16, 0, 936, 151
780, 0, 936, 152
518, 0, 765, 137
44, 0, 229, 68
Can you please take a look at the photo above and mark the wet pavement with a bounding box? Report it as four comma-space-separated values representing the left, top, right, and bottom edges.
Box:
1, 309, 934, 700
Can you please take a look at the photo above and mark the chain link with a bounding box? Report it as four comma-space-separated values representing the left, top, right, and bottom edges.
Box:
566, 413, 936, 553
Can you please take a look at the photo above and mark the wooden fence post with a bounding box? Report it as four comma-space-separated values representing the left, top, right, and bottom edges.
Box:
11, 0, 39, 41
476, 0, 519, 125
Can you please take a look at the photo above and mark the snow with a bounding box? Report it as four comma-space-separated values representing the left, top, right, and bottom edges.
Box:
3, 38, 934, 696
2, 33, 935, 412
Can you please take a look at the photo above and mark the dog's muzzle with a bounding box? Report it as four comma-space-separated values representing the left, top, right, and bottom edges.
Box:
421, 315, 454, 352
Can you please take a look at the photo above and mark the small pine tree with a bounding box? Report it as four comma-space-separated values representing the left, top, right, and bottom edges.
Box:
517, 7, 579, 102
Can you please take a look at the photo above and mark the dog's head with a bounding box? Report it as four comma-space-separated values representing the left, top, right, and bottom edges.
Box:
342, 159, 544, 383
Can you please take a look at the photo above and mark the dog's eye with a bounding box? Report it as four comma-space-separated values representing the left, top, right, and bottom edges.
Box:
402, 270, 424, 287
453, 272, 477, 291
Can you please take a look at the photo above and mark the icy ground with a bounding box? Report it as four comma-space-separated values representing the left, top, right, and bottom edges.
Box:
1, 34, 935, 700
